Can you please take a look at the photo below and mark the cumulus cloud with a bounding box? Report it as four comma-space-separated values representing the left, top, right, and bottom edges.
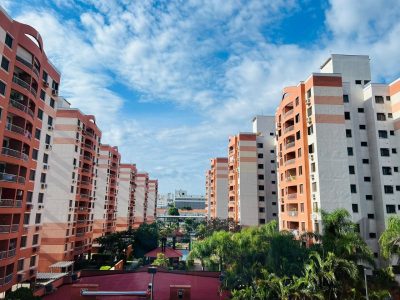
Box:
2, 0, 399, 194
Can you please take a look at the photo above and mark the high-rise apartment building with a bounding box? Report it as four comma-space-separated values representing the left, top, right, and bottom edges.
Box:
0, 9, 61, 290
207, 158, 228, 219
133, 172, 148, 226
276, 54, 400, 258
116, 164, 136, 231
227, 116, 277, 226
205, 170, 211, 218
39, 100, 101, 271
93, 145, 120, 241
147, 179, 158, 223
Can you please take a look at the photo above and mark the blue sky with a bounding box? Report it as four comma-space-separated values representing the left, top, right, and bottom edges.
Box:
2, 0, 400, 194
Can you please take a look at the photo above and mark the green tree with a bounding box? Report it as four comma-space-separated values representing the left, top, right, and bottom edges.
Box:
379, 216, 400, 260
5, 287, 40, 300
133, 223, 159, 258
152, 253, 169, 268
167, 206, 180, 216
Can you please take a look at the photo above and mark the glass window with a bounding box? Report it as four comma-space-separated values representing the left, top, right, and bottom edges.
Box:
1, 56, 9, 71
344, 112, 350, 120
350, 184, 357, 193
378, 130, 388, 138
386, 205, 396, 214
0, 80, 6, 95
5, 33, 13, 48
343, 95, 349, 103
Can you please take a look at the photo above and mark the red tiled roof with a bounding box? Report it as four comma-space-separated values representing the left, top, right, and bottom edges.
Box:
44, 271, 224, 300
145, 247, 183, 258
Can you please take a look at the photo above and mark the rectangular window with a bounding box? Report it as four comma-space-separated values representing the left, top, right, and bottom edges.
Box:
47, 116, 53, 126
295, 114, 300, 123
20, 236, 27, 248
392, 148, 397, 154
40, 89, 46, 100
26, 191, 33, 203
390, 130, 394, 136
257, 143, 263, 148
386, 205, 396, 214
359, 124, 366, 130
311, 163, 315, 172
343, 95, 349, 103
29, 170, 35, 181
352, 204, 358, 213
377, 113, 386, 121
258, 164, 264, 169
0, 80, 6, 96
259, 207, 265, 213
259, 219, 266, 224
362, 159, 369, 164
366, 195, 373, 200
375, 96, 384, 104
45, 134, 51, 144
307, 125, 313, 135
368, 214, 375, 219
296, 131, 301, 140
380, 148, 390, 157
312, 182, 317, 192
384, 185, 394, 194
394, 167, 399, 172
355, 80, 362, 85
350, 184, 357, 193
17, 259, 24, 271
30, 256, 36, 267
382, 167, 392, 175
40, 173, 46, 183
43, 153, 49, 164
300, 203, 304, 212
349, 165, 355, 174
5, 33, 13, 48
32, 149, 38, 160
298, 166, 302, 175
1, 56, 9, 71
42, 71, 48, 82
38, 193, 44, 203
388, 113, 393, 118
32, 234, 39, 245
308, 144, 314, 154
258, 196, 265, 202
369, 233, 376, 238
257, 153, 263, 158
35, 129, 41, 140
358, 108, 364, 113
346, 129, 352, 138
347, 147, 353, 156
37, 109, 43, 120
364, 176, 371, 182
344, 112, 350, 120
23, 214, 30, 225
258, 185, 264, 191
361, 141, 368, 147
378, 130, 388, 138
50, 98, 55, 108
258, 174, 264, 180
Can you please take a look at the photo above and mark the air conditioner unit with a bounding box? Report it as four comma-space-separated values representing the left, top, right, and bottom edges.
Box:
38, 205, 44, 209
41, 183, 47, 189
72, 180, 76, 184
77, 126, 82, 131
48, 125, 53, 131
45, 144, 52, 150
311, 174, 314, 180
310, 154, 314, 161
312, 194, 316, 200
42, 81, 49, 87
73, 166, 78, 170
43, 164, 50, 170
307, 117, 312, 124
306, 99, 311, 105
52, 89, 58, 96
311, 213, 318, 220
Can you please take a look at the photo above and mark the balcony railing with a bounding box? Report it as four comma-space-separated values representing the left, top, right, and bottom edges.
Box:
283, 125, 294, 134
77, 220, 86, 224
0, 274, 13, 286
16, 55, 33, 69
0, 199, 22, 208
9, 99, 34, 118
0, 248, 16, 260
288, 210, 298, 217
287, 193, 297, 200
0, 172, 26, 184
5, 123, 32, 139
283, 109, 294, 118
79, 193, 90, 199
285, 141, 295, 149
76, 232, 85, 237
12, 75, 37, 97
285, 158, 296, 166
85, 130, 94, 138
2, 147, 29, 161
286, 175, 297, 182
0, 225, 19, 234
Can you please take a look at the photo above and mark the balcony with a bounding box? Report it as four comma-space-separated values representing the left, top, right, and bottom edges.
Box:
5, 123, 32, 140
284, 158, 296, 166
0, 274, 13, 286
285, 141, 295, 150
2, 147, 29, 161
0, 248, 16, 260
16, 55, 33, 69
76, 232, 85, 237
0, 199, 22, 208
0, 173, 25, 184
288, 210, 298, 217
283, 109, 294, 119
283, 125, 294, 134
287, 193, 297, 200
9, 99, 34, 118
12, 75, 37, 97
286, 175, 297, 182
0, 224, 19, 234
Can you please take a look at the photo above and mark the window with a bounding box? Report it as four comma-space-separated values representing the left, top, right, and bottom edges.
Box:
40, 173, 46, 183
35, 129, 41, 140
23, 214, 30, 225
26, 192, 33, 203
5, 33, 13, 48
386, 96, 391, 101
259, 219, 266, 224
257, 143, 263, 148
270, 160, 275, 163
29, 170, 35, 181
0, 80, 5, 96
347, 147, 354, 156
344, 112, 350, 120
312, 182, 317, 192
259, 196, 265, 202
48, 116, 53, 126
271, 181, 276, 184
390, 130, 394, 136
37, 109, 43, 120
367, 214, 375, 219
40, 89, 46, 100
308, 144, 314, 154
388, 113, 393, 118
259, 207, 265, 213
70, 186, 74, 193
378, 130, 388, 138
300, 203, 304, 212
295, 114, 300, 123
45, 134, 51, 144
346, 129, 352, 138
358, 108, 364, 113
355, 80, 362, 85
366, 195, 373, 200
369, 233, 376, 238
50, 98, 55, 108
311, 163, 316, 172
362, 159, 369, 164
306, 89, 311, 98
32, 234, 39, 245
30, 256, 36, 267
38, 193, 44, 203
1, 56, 9, 71
384, 185, 394, 194
375, 96, 384, 104
377, 113, 386, 121
380, 148, 390, 156
382, 167, 392, 175
20, 236, 27, 248
295, 97, 299, 106
394, 167, 399, 172
350, 184, 357, 193
272, 202, 276, 205
270, 132, 274, 136
343, 95, 349, 103
364, 176, 371, 182
397, 186, 400, 191
299, 184, 304, 194
257, 164, 264, 169
392, 148, 397, 154
17, 259, 24, 271
42, 71, 48, 82
32, 149, 38, 160
270, 149, 275, 153
296, 131, 301, 140
359, 125, 366, 130
271, 191, 276, 195
258, 174, 264, 180
349, 165, 355, 174
352, 204, 358, 213
386, 205, 396, 214
307, 107, 312, 117
43, 153, 49, 164
361, 141, 368, 147
298, 166, 302, 175
307, 125, 313, 135
257, 153, 263, 158
258, 185, 264, 191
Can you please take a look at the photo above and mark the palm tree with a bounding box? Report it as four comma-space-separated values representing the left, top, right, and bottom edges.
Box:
379, 216, 400, 260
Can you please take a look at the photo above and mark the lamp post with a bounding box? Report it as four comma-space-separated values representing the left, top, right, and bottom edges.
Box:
148, 266, 157, 300
364, 267, 372, 300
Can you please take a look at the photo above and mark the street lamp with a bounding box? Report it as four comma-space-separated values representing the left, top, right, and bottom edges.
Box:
364, 267, 372, 300
148, 266, 157, 300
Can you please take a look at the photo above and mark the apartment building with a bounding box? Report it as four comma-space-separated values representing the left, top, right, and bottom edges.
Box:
93, 145, 120, 241
227, 116, 277, 226
0, 9, 61, 291
39, 100, 101, 271
116, 164, 136, 231
205, 170, 211, 218
147, 179, 158, 223
276, 54, 400, 258
133, 172, 148, 226
207, 158, 228, 219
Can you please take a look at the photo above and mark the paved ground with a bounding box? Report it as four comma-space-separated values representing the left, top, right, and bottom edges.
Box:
44, 271, 222, 300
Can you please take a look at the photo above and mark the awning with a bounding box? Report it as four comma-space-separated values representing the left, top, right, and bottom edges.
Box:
36, 272, 68, 280
49, 261, 74, 268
